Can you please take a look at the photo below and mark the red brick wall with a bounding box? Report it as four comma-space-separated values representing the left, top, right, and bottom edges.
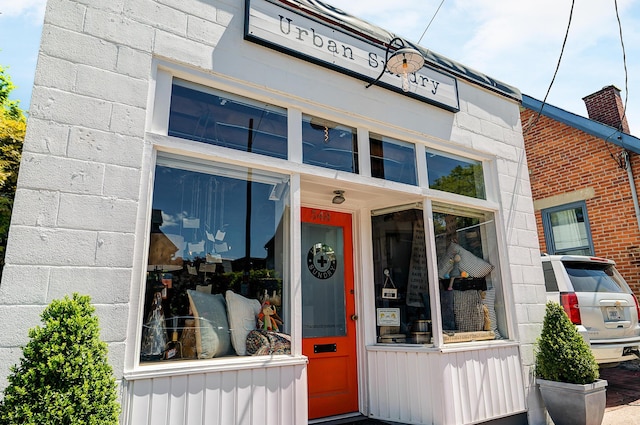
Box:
582, 86, 630, 134
522, 108, 640, 294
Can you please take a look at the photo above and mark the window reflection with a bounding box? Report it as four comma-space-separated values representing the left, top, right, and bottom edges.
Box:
546, 204, 592, 255
371, 208, 431, 344
302, 115, 358, 173
168, 80, 288, 159
432, 203, 505, 343
141, 155, 290, 362
370, 134, 417, 185
426, 150, 485, 199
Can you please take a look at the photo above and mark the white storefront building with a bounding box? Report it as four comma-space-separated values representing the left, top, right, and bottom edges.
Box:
0, 0, 548, 424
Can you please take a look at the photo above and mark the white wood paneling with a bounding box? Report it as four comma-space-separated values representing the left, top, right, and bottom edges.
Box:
124, 363, 307, 425
367, 345, 525, 425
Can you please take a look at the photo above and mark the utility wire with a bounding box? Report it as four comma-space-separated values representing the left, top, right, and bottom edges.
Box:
523, 0, 575, 135
418, 0, 446, 44
614, 0, 629, 130
601, 0, 629, 170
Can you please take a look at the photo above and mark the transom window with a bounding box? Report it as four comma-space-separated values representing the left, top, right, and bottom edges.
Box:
166, 79, 488, 200
426, 149, 486, 199
302, 115, 359, 173
370, 133, 417, 185
168, 80, 288, 159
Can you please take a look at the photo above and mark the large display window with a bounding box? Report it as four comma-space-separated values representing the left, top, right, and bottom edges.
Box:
371, 203, 506, 345
141, 154, 290, 362
433, 203, 505, 343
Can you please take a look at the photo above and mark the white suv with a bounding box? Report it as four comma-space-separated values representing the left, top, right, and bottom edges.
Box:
542, 254, 640, 366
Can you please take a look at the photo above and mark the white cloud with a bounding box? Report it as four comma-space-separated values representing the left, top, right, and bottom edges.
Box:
330, 0, 640, 132
0, 0, 46, 23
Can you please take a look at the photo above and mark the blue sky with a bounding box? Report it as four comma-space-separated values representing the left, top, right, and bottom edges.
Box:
1, 0, 639, 133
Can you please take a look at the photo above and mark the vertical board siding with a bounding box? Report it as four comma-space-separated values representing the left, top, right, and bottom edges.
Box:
124, 364, 307, 425
368, 346, 525, 425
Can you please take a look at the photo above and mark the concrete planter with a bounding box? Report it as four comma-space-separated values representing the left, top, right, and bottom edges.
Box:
537, 378, 608, 425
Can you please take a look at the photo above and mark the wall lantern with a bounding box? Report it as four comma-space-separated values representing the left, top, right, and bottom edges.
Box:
366, 37, 425, 92
332, 190, 345, 204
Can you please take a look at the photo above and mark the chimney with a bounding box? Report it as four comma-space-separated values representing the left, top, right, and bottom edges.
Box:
582, 85, 630, 133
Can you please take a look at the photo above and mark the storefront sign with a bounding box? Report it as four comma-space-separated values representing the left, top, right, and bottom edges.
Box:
245, 0, 459, 111
307, 243, 337, 279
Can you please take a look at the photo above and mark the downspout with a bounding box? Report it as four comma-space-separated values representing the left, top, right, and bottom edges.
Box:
622, 150, 640, 234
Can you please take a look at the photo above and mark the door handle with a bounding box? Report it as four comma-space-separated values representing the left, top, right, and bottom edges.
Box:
351, 314, 358, 321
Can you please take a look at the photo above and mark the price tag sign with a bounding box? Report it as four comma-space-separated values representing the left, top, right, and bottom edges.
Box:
377, 308, 401, 326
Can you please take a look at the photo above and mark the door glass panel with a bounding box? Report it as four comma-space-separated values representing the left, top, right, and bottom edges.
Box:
302, 223, 346, 338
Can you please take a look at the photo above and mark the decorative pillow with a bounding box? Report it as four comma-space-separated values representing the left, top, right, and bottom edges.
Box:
187, 290, 233, 359
438, 243, 493, 279
482, 287, 503, 339
225, 290, 261, 356
246, 330, 291, 356
453, 290, 484, 332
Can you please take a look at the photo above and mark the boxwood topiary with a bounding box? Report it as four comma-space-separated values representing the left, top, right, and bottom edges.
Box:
535, 301, 599, 385
0, 293, 120, 424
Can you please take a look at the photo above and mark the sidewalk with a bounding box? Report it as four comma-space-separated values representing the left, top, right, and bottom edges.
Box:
601, 362, 640, 425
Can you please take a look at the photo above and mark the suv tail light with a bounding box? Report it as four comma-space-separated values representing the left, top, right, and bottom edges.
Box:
560, 292, 581, 324
634, 295, 640, 321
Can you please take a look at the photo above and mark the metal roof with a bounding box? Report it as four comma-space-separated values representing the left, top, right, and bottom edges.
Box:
522, 94, 640, 154
274, 0, 522, 101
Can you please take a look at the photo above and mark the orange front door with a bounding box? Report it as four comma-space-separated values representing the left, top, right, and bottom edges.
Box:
301, 208, 358, 420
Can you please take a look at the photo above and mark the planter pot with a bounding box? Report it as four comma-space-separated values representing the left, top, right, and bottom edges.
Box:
537, 378, 608, 425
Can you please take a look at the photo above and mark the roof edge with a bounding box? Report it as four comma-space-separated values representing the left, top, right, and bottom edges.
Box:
522, 94, 640, 154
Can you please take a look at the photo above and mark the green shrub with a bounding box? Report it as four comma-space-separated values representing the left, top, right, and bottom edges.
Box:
535, 301, 599, 384
0, 293, 121, 424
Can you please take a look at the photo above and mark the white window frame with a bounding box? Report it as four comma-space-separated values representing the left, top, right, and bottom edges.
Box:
125, 60, 515, 378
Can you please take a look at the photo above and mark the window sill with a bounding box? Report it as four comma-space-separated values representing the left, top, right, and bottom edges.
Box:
124, 354, 308, 380
366, 339, 519, 353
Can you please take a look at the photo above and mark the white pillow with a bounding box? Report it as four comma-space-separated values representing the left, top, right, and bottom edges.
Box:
438, 242, 493, 279
225, 290, 261, 356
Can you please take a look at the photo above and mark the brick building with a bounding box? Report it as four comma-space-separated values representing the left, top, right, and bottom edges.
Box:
522, 85, 640, 293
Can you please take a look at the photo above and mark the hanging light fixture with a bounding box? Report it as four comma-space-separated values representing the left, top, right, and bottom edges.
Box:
366, 37, 425, 92
332, 190, 345, 204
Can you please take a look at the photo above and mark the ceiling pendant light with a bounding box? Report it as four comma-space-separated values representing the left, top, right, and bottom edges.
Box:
366, 37, 425, 92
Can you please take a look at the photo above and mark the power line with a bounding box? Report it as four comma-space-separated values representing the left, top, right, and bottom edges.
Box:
417, 0, 446, 44
601, 0, 630, 170
614, 0, 629, 129
523, 0, 575, 135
